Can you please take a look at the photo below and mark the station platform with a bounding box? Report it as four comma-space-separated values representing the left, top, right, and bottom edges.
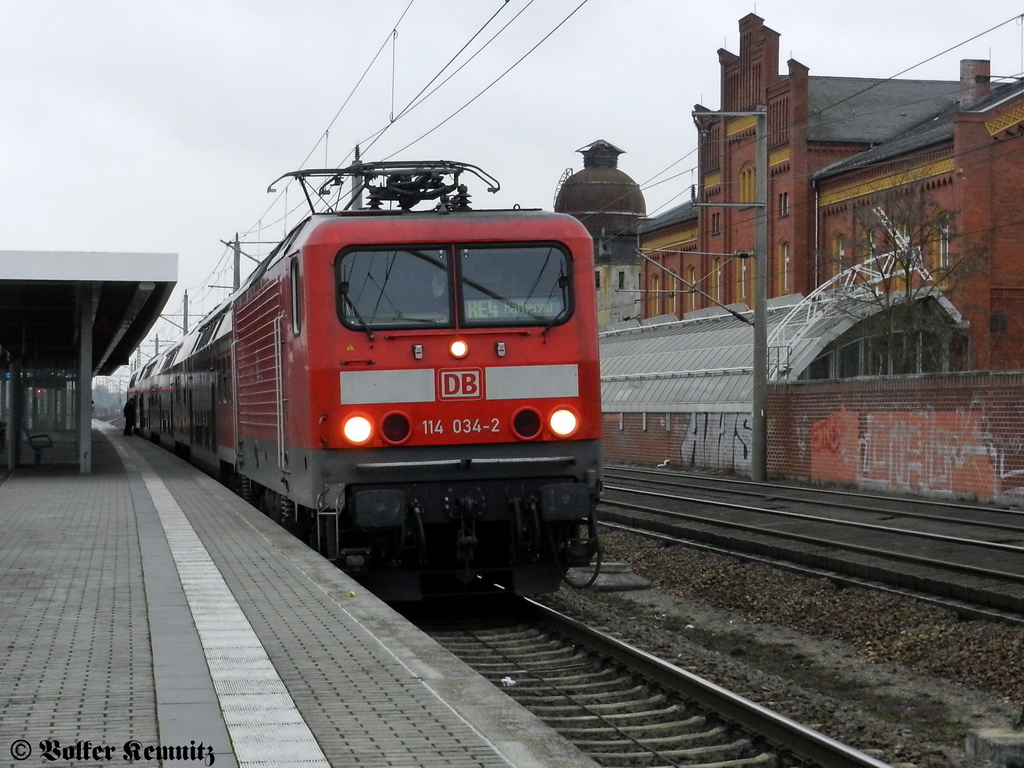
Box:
0, 421, 597, 768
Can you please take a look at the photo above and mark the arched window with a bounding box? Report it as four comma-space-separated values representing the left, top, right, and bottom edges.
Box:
862, 227, 876, 256
936, 211, 951, 270
778, 240, 790, 294
711, 257, 722, 303
686, 265, 697, 312
833, 233, 845, 260
829, 232, 845, 281
739, 166, 756, 204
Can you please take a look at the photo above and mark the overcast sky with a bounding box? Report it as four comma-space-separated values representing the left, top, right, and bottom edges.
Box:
3, 0, 1023, 372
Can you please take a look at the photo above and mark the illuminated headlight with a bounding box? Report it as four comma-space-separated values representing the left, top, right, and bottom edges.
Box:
549, 409, 578, 437
449, 339, 469, 358
343, 415, 373, 444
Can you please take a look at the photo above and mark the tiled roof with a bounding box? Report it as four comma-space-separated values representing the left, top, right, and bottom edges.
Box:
813, 80, 1024, 179
638, 199, 697, 236
813, 106, 956, 179
807, 76, 958, 144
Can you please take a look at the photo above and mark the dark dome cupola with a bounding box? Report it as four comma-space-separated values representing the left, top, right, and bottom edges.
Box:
554, 140, 646, 329
554, 140, 647, 241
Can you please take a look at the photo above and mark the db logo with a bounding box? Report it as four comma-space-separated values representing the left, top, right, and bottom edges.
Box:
439, 369, 483, 399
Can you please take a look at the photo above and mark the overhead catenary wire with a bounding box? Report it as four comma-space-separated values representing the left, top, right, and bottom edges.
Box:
358, 0, 535, 158
240, 0, 420, 251
137, 10, 1024, 358
237, 0, 530, 261
383, 0, 594, 159
273, 12, 1024, 246
820, 13, 1024, 115
580, 70, 1024, 261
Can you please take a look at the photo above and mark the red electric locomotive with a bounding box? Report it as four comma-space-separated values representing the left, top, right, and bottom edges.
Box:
131, 161, 602, 599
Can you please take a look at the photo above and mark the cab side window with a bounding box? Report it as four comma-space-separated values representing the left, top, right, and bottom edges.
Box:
290, 258, 302, 336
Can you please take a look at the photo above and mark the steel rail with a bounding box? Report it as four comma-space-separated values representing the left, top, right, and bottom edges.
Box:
599, 519, 1024, 627
604, 484, 1024, 556
605, 464, 1024, 517
526, 598, 892, 768
605, 470, 1024, 535
599, 497, 1024, 586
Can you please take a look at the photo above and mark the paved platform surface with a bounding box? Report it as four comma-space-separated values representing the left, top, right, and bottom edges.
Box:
0, 422, 597, 768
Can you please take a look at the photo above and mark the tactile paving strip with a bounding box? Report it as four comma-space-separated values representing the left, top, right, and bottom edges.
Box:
132, 442, 518, 768
127, 446, 331, 768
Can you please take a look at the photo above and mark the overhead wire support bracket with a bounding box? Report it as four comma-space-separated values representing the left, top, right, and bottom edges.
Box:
691, 105, 769, 482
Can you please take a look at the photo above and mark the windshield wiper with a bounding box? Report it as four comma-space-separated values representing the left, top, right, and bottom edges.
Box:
541, 273, 570, 336
339, 281, 374, 341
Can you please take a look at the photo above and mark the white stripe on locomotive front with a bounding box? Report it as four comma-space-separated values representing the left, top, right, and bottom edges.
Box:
339, 363, 580, 404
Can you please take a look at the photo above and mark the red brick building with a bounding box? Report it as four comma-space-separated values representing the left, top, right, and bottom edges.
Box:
641, 14, 1024, 371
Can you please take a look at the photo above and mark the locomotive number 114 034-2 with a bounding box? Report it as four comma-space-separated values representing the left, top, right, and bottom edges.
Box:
421, 418, 501, 435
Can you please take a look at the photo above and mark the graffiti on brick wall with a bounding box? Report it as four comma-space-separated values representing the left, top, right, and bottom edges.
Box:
809, 406, 859, 483
991, 426, 1024, 495
809, 409, 999, 498
679, 412, 752, 473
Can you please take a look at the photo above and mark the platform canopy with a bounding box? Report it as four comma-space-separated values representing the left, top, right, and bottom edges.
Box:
0, 251, 176, 375
0, 250, 177, 473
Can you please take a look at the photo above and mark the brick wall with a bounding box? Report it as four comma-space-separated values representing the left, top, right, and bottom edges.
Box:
603, 410, 754, 474
603, 370, 1024, 501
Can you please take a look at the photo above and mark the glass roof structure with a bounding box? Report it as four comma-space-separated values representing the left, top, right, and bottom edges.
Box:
599, 287, 963, 413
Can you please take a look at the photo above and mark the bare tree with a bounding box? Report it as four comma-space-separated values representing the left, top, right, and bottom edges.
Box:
819, 184, 984, 375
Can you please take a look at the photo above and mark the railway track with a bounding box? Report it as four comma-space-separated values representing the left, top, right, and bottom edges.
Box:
601, 465, 1024, 619
403, 596, 890, 768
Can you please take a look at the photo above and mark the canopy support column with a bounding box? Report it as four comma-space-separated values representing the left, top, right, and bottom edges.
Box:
7, 356, 22, 469
77, 283, 99, 474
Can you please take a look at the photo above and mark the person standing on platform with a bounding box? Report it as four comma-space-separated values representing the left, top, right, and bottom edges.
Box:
123, 397, 136, 436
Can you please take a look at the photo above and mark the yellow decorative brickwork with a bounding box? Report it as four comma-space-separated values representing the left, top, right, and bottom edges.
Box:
703, 172, 722, 188
726, 116, 758, 136
642, 229, 699, 252
769, 147, 790, 166
986, 104, 1024, 136
818, 158, 955, 206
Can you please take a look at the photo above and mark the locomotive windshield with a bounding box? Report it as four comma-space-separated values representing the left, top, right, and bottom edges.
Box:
336, 243, 571, 330
337, 248, 451, 328
459, 245, 569, 327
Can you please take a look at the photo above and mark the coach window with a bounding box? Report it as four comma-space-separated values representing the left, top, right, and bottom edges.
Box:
289, 258, 302, 336
336, 247, 451, 329
458, 244, 571, 327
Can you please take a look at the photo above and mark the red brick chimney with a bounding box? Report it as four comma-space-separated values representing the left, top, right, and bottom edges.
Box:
960, 59, 991, 107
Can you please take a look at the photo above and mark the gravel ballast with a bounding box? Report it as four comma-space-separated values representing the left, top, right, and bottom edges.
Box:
538, 529, 1024, 768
